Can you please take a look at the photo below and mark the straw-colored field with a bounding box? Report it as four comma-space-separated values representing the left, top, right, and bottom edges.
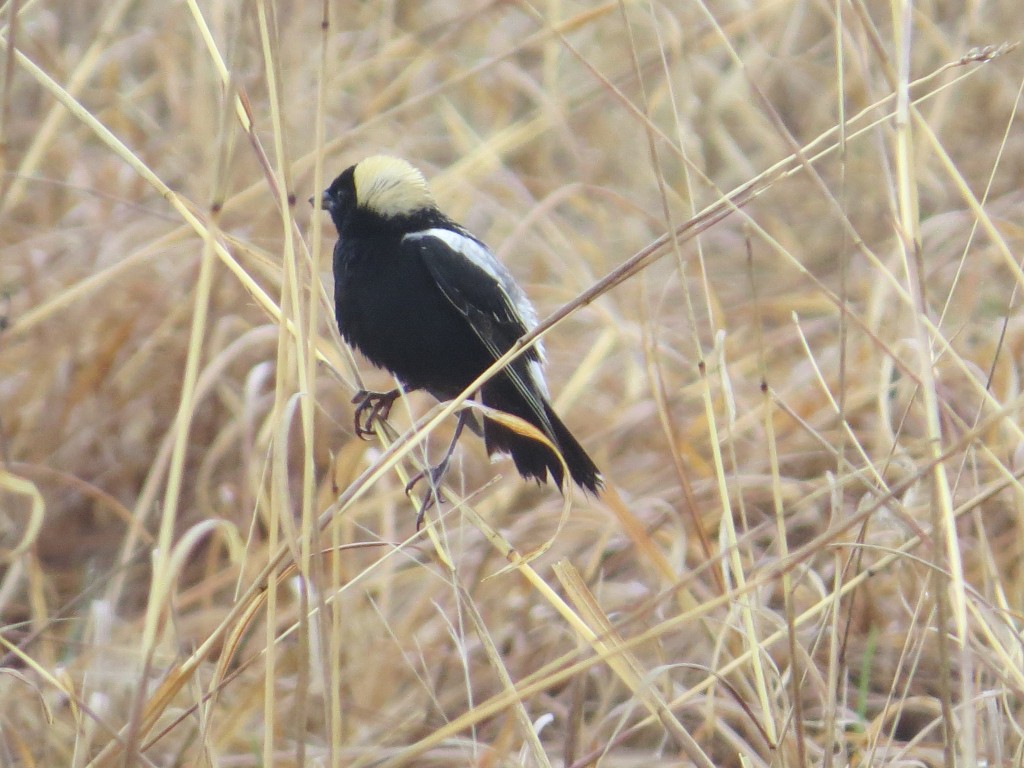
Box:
3, 1, 1023, 765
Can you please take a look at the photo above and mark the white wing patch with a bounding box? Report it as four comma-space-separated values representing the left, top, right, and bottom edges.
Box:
404, 228, 550, 395
528, 359, 550, 398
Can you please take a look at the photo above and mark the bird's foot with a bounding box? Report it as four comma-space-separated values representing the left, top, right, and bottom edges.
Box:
352, 388, 400, 439
406, 459, 453, 530
405, 410, 471, 529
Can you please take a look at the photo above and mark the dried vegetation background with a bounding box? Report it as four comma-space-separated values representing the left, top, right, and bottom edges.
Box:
2, 1, 1024, 766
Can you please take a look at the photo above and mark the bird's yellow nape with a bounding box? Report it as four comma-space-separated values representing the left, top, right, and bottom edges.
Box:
353, 155, 435, 218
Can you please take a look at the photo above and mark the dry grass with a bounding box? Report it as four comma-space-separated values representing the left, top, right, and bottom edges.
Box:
2, 0, 1023, 765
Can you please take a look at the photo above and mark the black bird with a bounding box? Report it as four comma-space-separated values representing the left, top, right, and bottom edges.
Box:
319, 155, 602, 514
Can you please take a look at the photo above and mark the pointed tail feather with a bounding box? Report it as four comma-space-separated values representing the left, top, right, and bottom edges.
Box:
481, 388, 602, 494
484, 418, 564, 487
544, 402, 603, 493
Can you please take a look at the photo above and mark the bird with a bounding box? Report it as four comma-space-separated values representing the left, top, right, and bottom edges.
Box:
317, 155, 602, 519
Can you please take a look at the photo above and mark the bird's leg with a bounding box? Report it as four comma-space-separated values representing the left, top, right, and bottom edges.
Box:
406, 409, 470, 529
351, 388, 401, 439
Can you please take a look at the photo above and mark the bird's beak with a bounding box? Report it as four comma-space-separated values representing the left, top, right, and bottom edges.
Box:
309, 192, 332, 211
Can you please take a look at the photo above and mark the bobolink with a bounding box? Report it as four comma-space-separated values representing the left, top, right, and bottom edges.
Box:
319, 155, 602, 512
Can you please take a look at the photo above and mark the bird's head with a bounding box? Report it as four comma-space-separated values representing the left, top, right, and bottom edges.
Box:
318, 155, 437, 233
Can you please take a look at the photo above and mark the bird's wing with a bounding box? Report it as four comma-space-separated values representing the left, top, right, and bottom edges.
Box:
403, 229, 554, 433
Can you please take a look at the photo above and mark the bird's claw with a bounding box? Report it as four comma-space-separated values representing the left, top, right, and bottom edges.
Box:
406, 463, 451, 530
352, 388, 400, 439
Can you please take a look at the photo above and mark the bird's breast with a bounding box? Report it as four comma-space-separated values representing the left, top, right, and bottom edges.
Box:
333, 237, 494, 393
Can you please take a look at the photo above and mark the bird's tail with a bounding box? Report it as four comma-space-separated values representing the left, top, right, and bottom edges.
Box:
482, 386, 602, 494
